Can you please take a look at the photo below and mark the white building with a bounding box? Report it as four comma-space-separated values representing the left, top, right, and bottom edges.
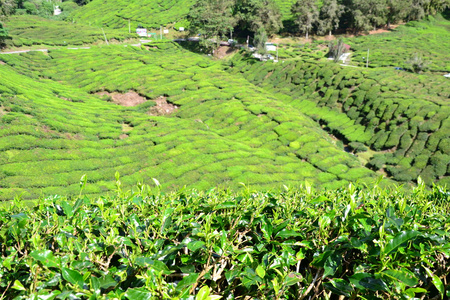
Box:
265, 43, 276, 52
54, 6, 62, 16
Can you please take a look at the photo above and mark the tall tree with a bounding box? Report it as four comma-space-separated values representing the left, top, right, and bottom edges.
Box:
0, 0, 16, 46
347, 0, 387, 32
254, 27, 268, 56
291, 0, 319, 39
188, 0, 237, 53
386, 0, 411, 27
235, 0, 283, 36
0, 0, 16, 18
318, 0, 345, 36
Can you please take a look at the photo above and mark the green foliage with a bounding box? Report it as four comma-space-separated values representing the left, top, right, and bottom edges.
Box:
291, 0, 318, 39
3, 15, 136, 48
188, 0, 236, 52
347, 15, 450, 71
70, 0, 196, 29
0, 183, 449, 299
229, 39, 449, 185
0, 43, 382, 200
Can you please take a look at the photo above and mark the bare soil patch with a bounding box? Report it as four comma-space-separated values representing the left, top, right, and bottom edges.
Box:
215, 46, 238, 59
0, 61, 5, 65
148, 96, 179, 116
96, 91, 148, 107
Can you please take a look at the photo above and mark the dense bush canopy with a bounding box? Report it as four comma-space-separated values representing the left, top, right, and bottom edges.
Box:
1, 182, 449, 299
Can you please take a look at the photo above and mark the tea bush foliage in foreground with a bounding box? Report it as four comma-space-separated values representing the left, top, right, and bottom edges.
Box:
1, 181, 449, 299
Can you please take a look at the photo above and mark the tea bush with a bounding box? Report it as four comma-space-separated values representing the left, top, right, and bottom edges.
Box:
3, 181, 447, 299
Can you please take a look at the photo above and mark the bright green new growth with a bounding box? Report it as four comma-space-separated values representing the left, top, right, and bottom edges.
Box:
1, 182, 448, 299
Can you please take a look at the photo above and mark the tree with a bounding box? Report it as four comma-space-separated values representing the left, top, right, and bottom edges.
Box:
0, 21, 8, 46
254, 27, 268, 56
346, 0, 387, 32
328, 38, 345, 62
318, 0, 344, 36
407, 0, 450, 20
235, 0, 283, 36
386, 0, 411, 27
188, 0, 237, 53
0, 0, 16, 46
405, 52, 431, 73
291, 0, 319, 39
0, 0, 16, 18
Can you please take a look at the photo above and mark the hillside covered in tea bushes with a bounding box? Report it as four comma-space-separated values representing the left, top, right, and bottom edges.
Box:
227, 52, 449, 186
70, 0, 196, 30
0, 42, 385, 201
2, 15, 137, 48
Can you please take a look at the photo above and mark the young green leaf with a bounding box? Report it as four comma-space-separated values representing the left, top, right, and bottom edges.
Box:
196, 286, 210, 300
425, 267, 444, 299
382, 268, 418, 286
12, 280, 26, 291
30, 250, 60, 268
125, 288, 153, 300
175, 273, 199, 292
384, 230, 420, 255
256, 265, 266, 278
61, 267, 84, 288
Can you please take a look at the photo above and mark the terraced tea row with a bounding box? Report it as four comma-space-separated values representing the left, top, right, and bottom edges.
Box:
0, 43, 378, 200
228, 52, 449, 186
2, 16, 136, 48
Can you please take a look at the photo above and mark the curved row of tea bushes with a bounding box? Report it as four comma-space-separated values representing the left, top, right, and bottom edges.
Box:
1, 183, 449, 299
70, 0, 195, 29
2, 16, 136, 49
228, 52, 449, 186
0, 43, 379, 200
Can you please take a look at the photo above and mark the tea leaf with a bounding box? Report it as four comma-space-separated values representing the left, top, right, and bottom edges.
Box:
125, 288, 153, 300
61, 267, 84, 288
384, 230, 420, 255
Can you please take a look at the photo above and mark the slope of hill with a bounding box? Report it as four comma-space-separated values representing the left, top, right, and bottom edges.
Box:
0, 42, 381, 201
1, 15, 137, 48
70, 0, 196, 29
69, 0, 300, 30
273, 0, 297, 20
227, 52, 449, 186
347, 14, 450, 72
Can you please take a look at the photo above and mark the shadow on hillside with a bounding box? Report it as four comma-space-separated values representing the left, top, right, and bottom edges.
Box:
442, 8, 450, 20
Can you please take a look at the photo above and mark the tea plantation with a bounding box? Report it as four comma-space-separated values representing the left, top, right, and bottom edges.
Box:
228, 48, 449, 186
69, 0, 301, 30
1, 181, 449, 299
0, 42, 383, 201
347, 15, 450, 71
70, 0, 196, 29
2, 15, 137, 48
